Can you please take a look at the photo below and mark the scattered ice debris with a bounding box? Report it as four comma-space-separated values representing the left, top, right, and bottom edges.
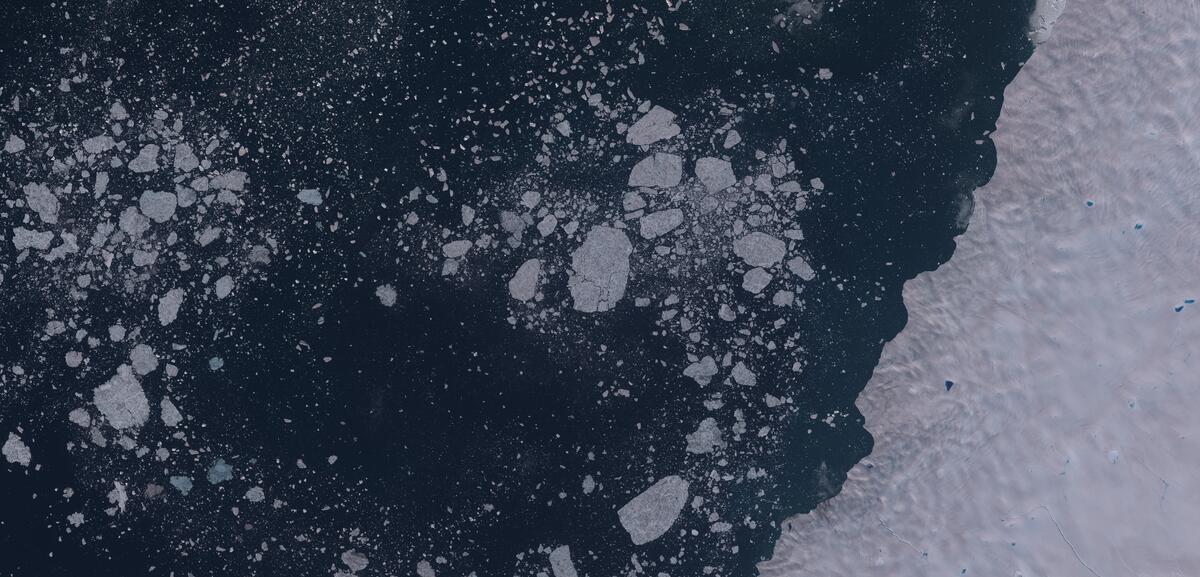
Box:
107, 482, 128, 514
244, 486, 265, 502
3, 433, 32, 466
741, 267, 774, 294
296, 188, 323, 206
568, 227, 633, 313
617, 475, 690, 545
158, 288, 185, 325
628, 153, 683, 188
683, 356, 719, 385
625, 105, 680, 145
639, 209, 684, 240
93, 367, 150, 429
207, 459, 234, 484
733, 232, 787, 267
160, 397, 183, 427
376, 284, 398, 307
129, 344, 159, 375
694, 157, 736, 192
508, 259, 542, 302
548, 545, 579, 577
686, 418, 725, 454
342, 550, 370, 573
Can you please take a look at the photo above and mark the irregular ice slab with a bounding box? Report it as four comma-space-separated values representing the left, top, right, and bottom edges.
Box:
158, 288, 185, 325
686, 418, 725, 454
639, 209, 684, 240
375, 284, 397, 307
215, 275, 235, 299
342, 550, 370, 573
207, 459, 233, 484
568, 226, 633, 313
12, 227, 53, 251
508, 258, 542, 302
139, 191, 177, 223
93, 367, 150, 429
733, 232, 787, 267
128, 144, 160, 173
173, 143, 199, 172
3, 433, 31, 466
741, 267, 773, 294
628, 153, 683, 188
695, 157, 736, 192
296, 188, 323, 205
548, 545, 578, 577
4, 135, 25, 153
24, 183, 59, 224
442, 239, 473, 258
618, 475, 690, 545
731, 362, 757, 386
626, 105, 680, 145
683, 356, 718, 385
82, 135, 115, 154
787, 255, 816, 281
160, 397, 183, 427
129, 344, 158, 375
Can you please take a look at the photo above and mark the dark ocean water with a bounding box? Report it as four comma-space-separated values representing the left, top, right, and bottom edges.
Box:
0, 1, 1035, 576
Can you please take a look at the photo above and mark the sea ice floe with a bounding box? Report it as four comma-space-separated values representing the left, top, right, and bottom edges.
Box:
3, 433, 32, 466
508, 259, 542, 302
625, 105, 680, 145
617, 475, 690, 545
694, 157, 736, 192
639, 209, 684, 240
568, 227, 632, 313
93, 367, 150, 430
628, 153, 683, 189
733, 232, 787, 267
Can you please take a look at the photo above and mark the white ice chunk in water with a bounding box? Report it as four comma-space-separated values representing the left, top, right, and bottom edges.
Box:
508, 259, 542, 302
82, 135, 115, 155
4, 135, 26, 153
376, 284, 397, 307
12, 227, 53, 251
686, 418, 725, 454
138, 191, 177, 223
723, 130, 742, 149
215, 275, 235, 299
683, 356, 719, 385
128, 144, 160, 173
640, 208, 684, 239
731, 362, 757, 386
24, 183, 59, 224
548, 546, 579, 577
625, 105, 680, 145
617, 475, 690, 545
695, 157, 736, 192
174, 143, 199, 172
3, 433, 32, 466
787, 255, 816, 281
741, 267, 773, 294
442, 240, 473, 258
158, 288, 185, 326
568, 227, 632, 313
733, 232, 787, 267
93, 366, 150, 429
296, 188, 323, 205
628, 153, 683, 189
160, 397, 183, 427
129, 344, 159, 375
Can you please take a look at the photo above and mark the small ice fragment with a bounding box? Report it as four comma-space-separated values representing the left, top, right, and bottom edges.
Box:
23, 183, 59, 224
639, 209, 684, 239
787, 256, 816, 281
568, 227, 633, 313
508, 259, 542, 302
376, 284, 398, 307
170, 476, 193, 495
342, 550, 370, 572
695, 157, 736, 192
138, 191, 177, 223
683, 356, 719, 385
733, 232, 787, 267
741, 267, 773, 294
461, 205, 476, 226
723, 130, 742, 149
12, 227, 53, 251
442, 240, 473, 258
129, 344, 159, 375
731, 362, 757, 386
626, 105, 681, 145
296, 188, 322, 206
685, 418, 725, 454
3, 433, 32, 466
244, 486, 265, 502
4, 135, 26, 153
417, 560, 436, 577
110, 102, 128, 120
207, 459, 234, 484
617, 475, 690, 545
628, 153, 683, 189
65, 351, 84, 368
82, 135, 115, 154
160, 397, 183, 427
173, 143, 199, 172
93, 367, 150, 429
128, 144, 160, 173
521, 190, 541, 209
582, 475, 596, 494
210, 170, 247, 191
549, 545, 579, 577
158, 288, 185, 325
68, 408, 91, 428
215, 275, 235, 299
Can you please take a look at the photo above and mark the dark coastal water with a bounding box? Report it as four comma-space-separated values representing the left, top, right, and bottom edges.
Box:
1, 1, 1036, 576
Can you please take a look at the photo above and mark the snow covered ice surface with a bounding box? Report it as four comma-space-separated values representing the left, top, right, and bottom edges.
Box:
763, 1, 1200, 575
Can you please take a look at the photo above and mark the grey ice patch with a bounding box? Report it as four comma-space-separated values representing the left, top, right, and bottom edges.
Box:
417, 560, 436, 577
683, 356, 719, 385
160, 397, 183, 427
68, 408, 91, 428
617, 475, 690, 545
376, 284, 397, 307
731, 362, 757, 386
129, 344, 159, 375
582, 474, 596, 494
23, 183, 59, 224
695, 157, 736, 192
639, 208, 685, 239
442, 239, 473, 258
119, 206, 150, 238
625, 105, 680, 145
3, 433, 32, 466
12, 227, 53, 251
296, 188, 323, 205
158, 288, 185, 325
207, 459, 234, 484
93, 367, 150, 429
65, 351, 84, 368
685, 418, 725, 454
215, 275, 235, 299
128, 144, 160, 173
109, 102, 128, 120
169, 475, 193, 495
342, 550, 370, 573
628, 153, 683, 188
82, 135, 116, 154
548, 546, 579, 577
210, 170, 247, 191
4, 134, 25, 153
568, 226, 633, 313
138, 191, 177, 223
508, 259, 542, 302
787, 255, 816, 281
245, 486, 265, 502
723, 130, 742, 149
733, 232, 787, 267
741, 267, 773, 294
